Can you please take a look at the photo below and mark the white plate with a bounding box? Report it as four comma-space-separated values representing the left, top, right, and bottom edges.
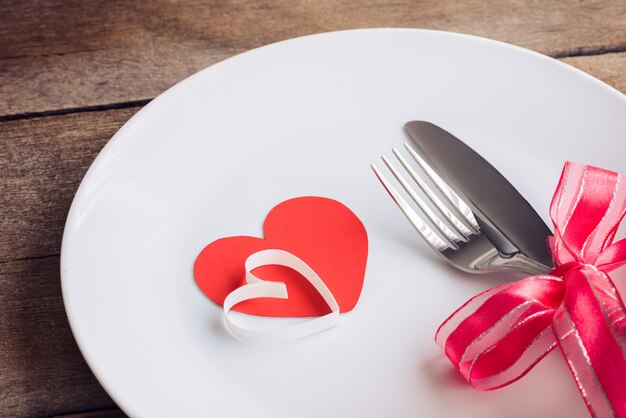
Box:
61, 29, 626, 418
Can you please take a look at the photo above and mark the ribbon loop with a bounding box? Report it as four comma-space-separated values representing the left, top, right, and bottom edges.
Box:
438, 162, 626, 418
223, 249, 340, 343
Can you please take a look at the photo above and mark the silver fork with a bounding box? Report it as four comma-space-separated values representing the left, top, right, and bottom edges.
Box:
372, 143, 549, 275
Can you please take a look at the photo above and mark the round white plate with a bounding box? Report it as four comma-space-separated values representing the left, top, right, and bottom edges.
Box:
61, 29, 626, 418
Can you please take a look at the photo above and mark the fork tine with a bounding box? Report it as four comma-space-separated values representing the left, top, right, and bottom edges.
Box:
392, 148, 472, 240
404, 143, 480, 233
371, 163, 451, 251
370, 164, 458, 251
381, 155, 461, 247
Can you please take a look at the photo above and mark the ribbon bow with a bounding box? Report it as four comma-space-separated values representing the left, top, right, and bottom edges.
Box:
436, 162, 626, 418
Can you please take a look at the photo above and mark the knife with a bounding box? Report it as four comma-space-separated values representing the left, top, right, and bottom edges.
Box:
404, 121, 554, 270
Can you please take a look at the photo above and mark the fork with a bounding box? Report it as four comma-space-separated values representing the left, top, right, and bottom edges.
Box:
371, 143, 550, 275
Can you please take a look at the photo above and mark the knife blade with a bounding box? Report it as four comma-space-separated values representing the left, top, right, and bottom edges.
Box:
404, 121, 553, 269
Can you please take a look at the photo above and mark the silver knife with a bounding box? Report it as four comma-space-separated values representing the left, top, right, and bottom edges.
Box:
404, 121, 554, 270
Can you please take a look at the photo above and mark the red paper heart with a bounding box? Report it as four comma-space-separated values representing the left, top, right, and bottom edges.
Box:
194, 197, 368, 317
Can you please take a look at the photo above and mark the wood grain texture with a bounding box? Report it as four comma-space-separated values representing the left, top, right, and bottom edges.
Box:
54, 409, 127, 418
1, 0, 625, 117
562, 51, 626, 94
0, 256, 116, 417
0, 107, 140, 262
0, 109, 136, 416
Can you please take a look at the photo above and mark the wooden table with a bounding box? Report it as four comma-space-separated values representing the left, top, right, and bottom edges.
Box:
1, 1, 624, 416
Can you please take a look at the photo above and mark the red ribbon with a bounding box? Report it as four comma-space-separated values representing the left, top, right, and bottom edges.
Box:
436, 162, 626, 418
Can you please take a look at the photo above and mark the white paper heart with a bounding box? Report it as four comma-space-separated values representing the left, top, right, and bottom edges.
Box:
223, 249, 340, 343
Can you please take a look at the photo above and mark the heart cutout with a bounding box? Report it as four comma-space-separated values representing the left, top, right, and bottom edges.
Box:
194, 197, 368, 317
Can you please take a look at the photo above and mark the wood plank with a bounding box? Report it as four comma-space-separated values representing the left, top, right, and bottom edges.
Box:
0, 256, 116, 417
1, 0, 625, 117
54, 409, 126, 418
562, 51, 626, 95
0, 107, 139, 262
